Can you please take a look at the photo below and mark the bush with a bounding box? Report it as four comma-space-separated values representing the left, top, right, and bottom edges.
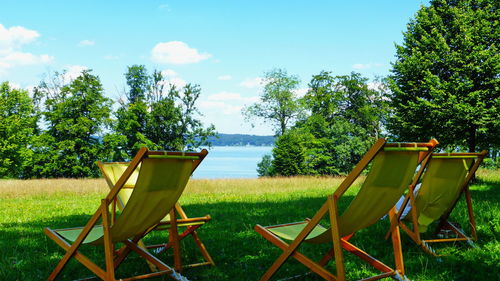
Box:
256, 154, 275, 177
482, 158, 500, 170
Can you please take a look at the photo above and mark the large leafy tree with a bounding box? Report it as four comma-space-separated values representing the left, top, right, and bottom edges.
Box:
242, 68, 303, 136
265, 71, 388, 176
305, 71, 387, 139
0, 82, 37, 178
388, 0, 499, 152
30, 70, 112, 177
110, 65, 215, 160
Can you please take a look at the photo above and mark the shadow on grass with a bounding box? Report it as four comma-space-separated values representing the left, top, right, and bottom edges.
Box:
1, 176, 498, 281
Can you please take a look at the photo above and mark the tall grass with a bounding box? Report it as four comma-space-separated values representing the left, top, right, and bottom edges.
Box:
0, 171, 498, 280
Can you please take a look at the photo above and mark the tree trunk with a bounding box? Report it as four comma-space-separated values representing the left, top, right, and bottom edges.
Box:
468, 126, 476, 153
468, 126, 478, 182
280, 119, 286, 137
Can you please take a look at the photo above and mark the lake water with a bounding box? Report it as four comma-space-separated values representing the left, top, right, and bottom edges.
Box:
192, 146, 273, 179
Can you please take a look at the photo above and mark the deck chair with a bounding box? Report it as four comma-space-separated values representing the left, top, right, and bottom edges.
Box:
386, 151, 487, 256
97, 150, 215, 271
44, 147, 205, 281
255, 138, 439, 281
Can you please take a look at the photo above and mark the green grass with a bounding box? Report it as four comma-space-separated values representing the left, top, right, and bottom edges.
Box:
0, 171, 498, 280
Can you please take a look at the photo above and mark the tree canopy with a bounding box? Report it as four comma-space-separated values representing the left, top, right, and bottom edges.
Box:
109, 65, 216, 160
242, 68, 303, 136
388, 0, 499, 152
258, 71, 388, 176
0, 82, 37, 178
29, 70, 112, 178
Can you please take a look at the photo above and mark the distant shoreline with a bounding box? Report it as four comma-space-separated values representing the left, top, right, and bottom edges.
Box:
210, 145, 274, 147
206, 133, 275, 146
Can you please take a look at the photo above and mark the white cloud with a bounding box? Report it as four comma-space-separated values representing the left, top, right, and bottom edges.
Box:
62, 65, 88, 82
8, 82, 22, 89
352, 63, 383, 70
0, 24, 39, 54
158, 4, 171, 11
151, 41, 212, 64
199, 101, 243, 115
157, 69, 186, 88
293, 88, 309, 97
240, 77, 264, 88
103, 54, 119, 60
1, 52, 52, 65
161, 69, 177, 77
78, 39, 95, 47
367, 81, 383, 90
207, 91, 259, 103
0, 24, 52, 73
166, 77, 187, 88
217, 74, 232, 81
352, 63, 368, 70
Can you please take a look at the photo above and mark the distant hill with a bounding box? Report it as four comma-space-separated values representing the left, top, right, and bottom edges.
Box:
208, 133, 275, 146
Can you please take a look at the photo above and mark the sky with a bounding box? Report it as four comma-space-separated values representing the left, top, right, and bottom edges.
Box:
0, 0, 429, 135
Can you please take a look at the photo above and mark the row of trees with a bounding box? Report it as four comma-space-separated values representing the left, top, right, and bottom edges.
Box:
1, 0, 497, 179
248, 0, 499, 176
0, 65, 215, 178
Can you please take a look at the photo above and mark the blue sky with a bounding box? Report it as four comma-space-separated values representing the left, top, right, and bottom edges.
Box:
1, 1, 428, 135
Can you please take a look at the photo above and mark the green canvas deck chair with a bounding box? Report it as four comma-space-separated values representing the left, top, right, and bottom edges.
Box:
44, 147, 205, 281
255, 138, 439, 281
386, 151, 487, 256
97, 149, 215, 271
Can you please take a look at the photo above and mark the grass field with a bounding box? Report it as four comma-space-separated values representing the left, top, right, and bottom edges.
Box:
0, 170, 498, 280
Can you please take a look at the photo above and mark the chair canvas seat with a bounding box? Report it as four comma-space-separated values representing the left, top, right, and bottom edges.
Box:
56, 225, 105, 244
268, 222, 328, 243
415, 157, 473, 232
387, 151, 487, 256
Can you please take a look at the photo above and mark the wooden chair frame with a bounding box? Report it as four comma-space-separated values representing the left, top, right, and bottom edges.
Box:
255, 138, 438, 281
45, 148, 205, 281
386, 151, 487, 256
97, 150, 215, 272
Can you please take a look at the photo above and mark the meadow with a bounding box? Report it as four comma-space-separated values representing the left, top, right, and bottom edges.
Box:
0, 170, 498, 280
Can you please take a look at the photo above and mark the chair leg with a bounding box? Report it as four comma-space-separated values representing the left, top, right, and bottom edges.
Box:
464, 187, 478, 241
47, 254, 71, 281
191, 230, 215, 266
123, 240, 177, 274
327, 195, 345, 281
168, 208, 182, 272
389, 207, 405, 276
45, 208, 104, 281
318, 233, 355, 267
318, 248, 335, 267
101, 201, 116, 281
255, 224, 336, 281
45, 228, 107, 281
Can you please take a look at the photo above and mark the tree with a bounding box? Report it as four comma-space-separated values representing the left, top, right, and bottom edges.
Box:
242, 68, 303, 136
388, 0, 499, 152
305, 71, 387, 139
271, 130, 307, 176
30, 70, 112, 177
256, 154, 274, 177
0, 82, 37, 178
267, 71, 388, 176
145, 83, 216, 151
111, 65, 216, 160
125, 65, 149, 103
